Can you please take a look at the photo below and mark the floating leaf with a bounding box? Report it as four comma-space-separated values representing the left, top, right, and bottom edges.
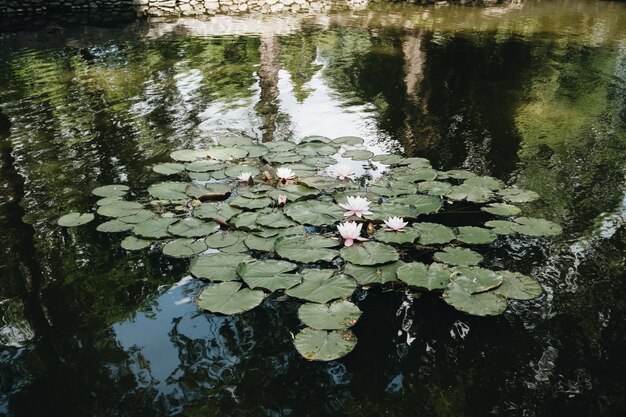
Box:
118, 209, 156, 224
445, 169, 476, 179
485, 220, 517, 235
284, 200, 344, 226
205, 232, 242, 248
95, 197, 123, 206
256, 212, 297, 228
285, 270, 356, 303
190, 253, 252, 281
481, 203, 521, 216
332, 136, 364, 145
464, 176, 504, 191
268, 184, 320, 202
96, 219, 133, 233
92, 184, 129, 198
229, 196, 272, 210
417, 181, 453, 196
230, 212, 259, 230
511, 217, 562, 236
153, 162, 185, 175
387, 195, 443, 215
397, 262, 452, 291
446, 184, 493, 203
456, 226, 497, 244
243, 234, 277, 252
343, 149, 373, 161
298, 176, 347, 190
162, 238, 208, 258
374, 228, 420, 244
58, 212, 94, 227
206, 146, 248, 161
340, 242, 399, 266
170, 149, 207, 162
264, 152, 303, 164
412, 223, 455, 245
224, 165, 261, 178
219, 135, 255, 147
295, 141, 337, 156
185, 183, 231, 200
371, 154, 404, 165
194, 203, 241, 221
264, 141, 296, 152
184, 160, 226, 172
97, 201, 143, 218
344, 261, 404, 285
293, 328, 357, 361
275, 235, 339, 263
434, 247, 482, 266
196, 282, 264, 315
443, 281, 507, 316
492, 271, 542, 300
306, 156, 337, 168
240, 144, 269, 158
236, 259, 300, 291
147, 182, 188, 200
451, 267, 503, 293
302, 135, 332, 143
365, 203, 420, 221
167, 218, 220, 238
132, 218, 177, 239
120, 236, 152, 251
298, 300, 361, 330
499, 188, 540, 203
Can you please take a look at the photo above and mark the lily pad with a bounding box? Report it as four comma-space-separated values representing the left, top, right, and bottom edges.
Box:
194, 203, 241, 221
481, 203, 521, 216
343, 149, 373, 161
275, 235, 339, 263
285, 270, 356, 303
243, 234, 278, 252
397, 262, 452, 291
95, 197, 123, 206
298, 300, 361, 330
236, 259, 300, 291
96, 219, 133, 233
284, 200, 345, 226
412, 223, 455, 245
293, 328, 357, 361
224, 165, 261, 178
332, 136, 364, 145
58, 212, 95, 227
417, 181, 453, 196
264, 141, 296, 152
196, 282, 264, 315
374, 228, 420, 244
168, 218, 220, 238
153, 162, 185, 175
344, 261, 404, 285
387, 195, 443, 215
170, 149, 207, 162
298, 176, 347, 190
240, 144, 269, 158
92, 184, 129, 198
120, 236, 152, 250
205, 232, 242, 248
464, 176, 504, 191
365, 203, 420, 221
511, 217, 562, 236
434, 247, 483, 266
451, 267, 503, 293
206, 146, 248, 161
256, 212, 297, 228
97, 201, 143, 218
229, 196, 272, 210
371, 154, 404, 165
492, 271, 543, 300
485, 220, 518, 235
295, 141, 337, 156
456, 226, 497, 244
162, 238, 208, 258
499, 188, 540, 203
185, 183, 231, 200
184, 160, 226, 172
147, 182, 188, 201
118, 209, 156, 224
132, 218, 177, 239
446, 184, 493, 203
443, 281, 507, 316
340, 242, 399, 266
190, 253, 252, 281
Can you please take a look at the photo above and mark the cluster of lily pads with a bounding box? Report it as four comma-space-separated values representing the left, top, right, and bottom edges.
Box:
58, 134, 561, 361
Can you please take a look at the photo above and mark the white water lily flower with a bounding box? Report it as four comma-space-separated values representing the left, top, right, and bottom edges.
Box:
384, 216, 408, 231
339, 195, 373, 218
331, 164, 354, 180
276, 167, 296, 181
277, 194, 287, 205
237, 172, 252, 182
337, 221, 368, 247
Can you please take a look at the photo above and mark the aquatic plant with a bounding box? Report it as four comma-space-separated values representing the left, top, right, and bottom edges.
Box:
58, 134, 561, 361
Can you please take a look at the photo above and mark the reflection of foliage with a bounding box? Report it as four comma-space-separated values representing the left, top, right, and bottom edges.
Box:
279, 30, 323, 102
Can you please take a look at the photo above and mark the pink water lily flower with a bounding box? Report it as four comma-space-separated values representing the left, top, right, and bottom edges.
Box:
276, 167, 296, 181
339, 195, 373, 218
384, 216, 408, 231
331, 165, 354, 180
337, 221, 368, 247
237, 172, 252, 183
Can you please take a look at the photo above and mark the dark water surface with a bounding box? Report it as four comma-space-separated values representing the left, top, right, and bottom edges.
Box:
1, 1, 626, 416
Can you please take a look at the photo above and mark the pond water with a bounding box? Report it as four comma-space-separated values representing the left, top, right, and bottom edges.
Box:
1, 0, 626, 416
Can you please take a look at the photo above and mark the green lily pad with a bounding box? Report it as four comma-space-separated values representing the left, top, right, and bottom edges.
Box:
162, 238, 208, 258
275, 235, 339, 263
224, 165, 261, 178
343, 149, 373, 161
170, 149, 207, 162
365, 203, 419, 221
264, 152, 303, 164
412, 223, 455, 245
95, 197, 123, 206
184, 160, 227, 172
451, 267, 503, 293
206, 146, 248, 161
492, 271, 543, 300
374, 228, 420, 244
256, 212, 297, 228
97, 201, 143, 218
284, 200, 344, 226
167, 218, 220, 238
120, 236, 152, 250
153, 162, 185, 175
264, 141, 296, 152
417, 181, 453, 196
499, 188, 540, 203
302, 135, 332, 143
434, 247, 483, 266
132, 218, 177, 239
285, 270, 356, 303
185, 183, 231, 200
397, 262, 452, 291
190, 253, 252, 281
298, 300, 361, 330
229, 196, 272, 210
446, 184, 493, 203
58, 212, 95, 227
196, 282, 264, 315
194, 203, 241, 221
293, 328, 357, 361
230, 212, 259, 230
305, 156, 337, 168
236, 259, 300, 291
443, 281, 507, 317
243, 234, 278, 252
147, 182, 188, 200
298, 176, 347, 190
340, 242, 399, 266
445, 169, 476, 179
118, 209, 156, 224
464, 176, 504, 191
218, 135, 255, 147
268, 184, 320, 202
295, 141, 337, 156
205, 232, 242, 248
92, 184, 129, 198
456, 227, 497, 244
481, 203, 521, 216
344, 261, 404, 285
332, 136, 364, 145
96, 219, 133, 233
485, 220, 518, 235
511, 217, 562, 236
240, 144, 269, 158
371, 154, 405, 165
369, 181, 417, 197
